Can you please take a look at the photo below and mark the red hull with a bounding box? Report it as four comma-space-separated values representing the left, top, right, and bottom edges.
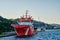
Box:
12, 24, 35, 36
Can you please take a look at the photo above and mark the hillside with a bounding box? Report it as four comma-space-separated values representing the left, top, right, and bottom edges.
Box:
0, 16, 59, 34
0, 16, 13, 34
50, 24, 60, 29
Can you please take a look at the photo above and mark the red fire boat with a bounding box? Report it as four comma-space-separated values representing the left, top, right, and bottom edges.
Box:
11, 11, 35, 36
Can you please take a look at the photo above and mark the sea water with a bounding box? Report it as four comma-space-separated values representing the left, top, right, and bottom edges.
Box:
0, 29, 60, 40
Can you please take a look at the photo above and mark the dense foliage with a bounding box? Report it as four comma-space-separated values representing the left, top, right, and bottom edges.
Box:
0, 16, 14, 34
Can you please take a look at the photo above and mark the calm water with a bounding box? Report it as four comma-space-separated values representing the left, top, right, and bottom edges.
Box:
0, 30, 60, 40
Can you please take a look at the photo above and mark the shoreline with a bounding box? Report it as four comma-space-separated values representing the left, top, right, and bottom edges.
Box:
0, 31, 16, 38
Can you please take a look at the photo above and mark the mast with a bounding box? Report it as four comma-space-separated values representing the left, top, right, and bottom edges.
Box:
26, 10, 28, 19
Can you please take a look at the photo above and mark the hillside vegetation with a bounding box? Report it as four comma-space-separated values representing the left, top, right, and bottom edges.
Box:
0, 16, 60, 34
0, 16, 14, 34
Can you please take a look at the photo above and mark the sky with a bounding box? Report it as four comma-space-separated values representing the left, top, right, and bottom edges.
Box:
0, 0, 60, 24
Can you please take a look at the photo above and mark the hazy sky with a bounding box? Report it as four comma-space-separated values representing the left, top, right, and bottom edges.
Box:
0, 0, 60, 24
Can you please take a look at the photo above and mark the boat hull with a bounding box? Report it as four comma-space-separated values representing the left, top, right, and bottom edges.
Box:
12, 24, 35, 36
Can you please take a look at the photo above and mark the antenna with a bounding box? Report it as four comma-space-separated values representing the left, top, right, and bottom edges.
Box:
26, 10, 28, 19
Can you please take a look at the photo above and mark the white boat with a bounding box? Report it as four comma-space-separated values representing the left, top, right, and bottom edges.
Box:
36, 27, 45, 32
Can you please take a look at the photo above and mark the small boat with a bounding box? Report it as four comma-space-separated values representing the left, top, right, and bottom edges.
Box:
36, 27, 45, 32
11, 11, 35, 36
36, 28, 41, 32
